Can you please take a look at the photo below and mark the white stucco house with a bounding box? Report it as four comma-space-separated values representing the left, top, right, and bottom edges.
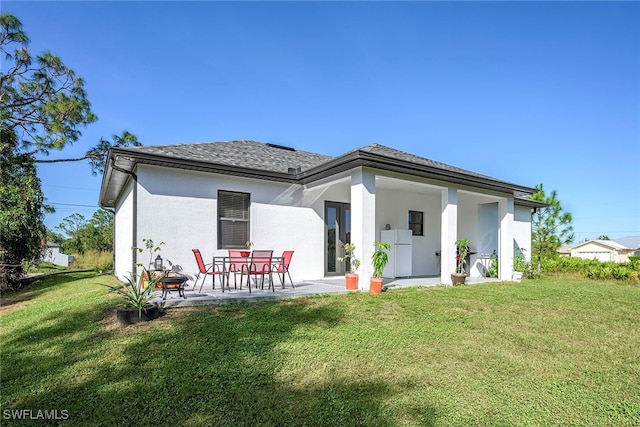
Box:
570, 239, 636, 263
99, 140, 544, 290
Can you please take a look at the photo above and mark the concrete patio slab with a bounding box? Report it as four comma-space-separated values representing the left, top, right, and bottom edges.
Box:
154, 275, 502, 308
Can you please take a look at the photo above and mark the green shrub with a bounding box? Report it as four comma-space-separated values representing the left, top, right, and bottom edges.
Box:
613, 267, 631, 280
513, 256, 526, 272
546, 256, 639, 283
488, 252, 498, 278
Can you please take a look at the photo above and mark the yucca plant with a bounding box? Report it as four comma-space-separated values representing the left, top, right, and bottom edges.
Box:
102, 269, 157, 317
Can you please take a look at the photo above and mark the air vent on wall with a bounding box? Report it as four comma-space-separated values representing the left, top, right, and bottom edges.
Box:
266, 143, 296, 152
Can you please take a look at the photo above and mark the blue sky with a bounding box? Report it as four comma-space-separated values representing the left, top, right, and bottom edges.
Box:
6, 1, 639, 242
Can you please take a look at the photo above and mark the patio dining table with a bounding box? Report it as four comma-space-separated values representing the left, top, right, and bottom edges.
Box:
212, 255, 284, 293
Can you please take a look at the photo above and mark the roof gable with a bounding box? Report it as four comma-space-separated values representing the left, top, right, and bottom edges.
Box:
572, 239, 630, 251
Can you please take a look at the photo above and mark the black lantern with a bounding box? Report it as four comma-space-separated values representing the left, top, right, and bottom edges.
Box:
154, 254, 164, 271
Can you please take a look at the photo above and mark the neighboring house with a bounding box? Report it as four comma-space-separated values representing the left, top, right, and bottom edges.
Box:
99, 140, 545, 289
570, 239, 636, 263
614, 236, 640, 256
42, 243, 72, 267
557, 245, 573, 257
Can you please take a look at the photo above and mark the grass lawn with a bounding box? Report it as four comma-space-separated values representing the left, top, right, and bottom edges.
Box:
1, 273, 639, 426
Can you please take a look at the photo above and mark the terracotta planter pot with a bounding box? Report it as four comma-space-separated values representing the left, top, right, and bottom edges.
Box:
345, 273, 359, 291
451, 273, 466, 286
369, 277, 383, 294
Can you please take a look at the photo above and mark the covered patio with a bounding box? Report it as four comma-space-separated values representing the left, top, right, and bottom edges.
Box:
155, 275, 502, 308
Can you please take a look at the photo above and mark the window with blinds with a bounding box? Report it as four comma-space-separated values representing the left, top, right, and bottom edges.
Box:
218, 190, 250, 249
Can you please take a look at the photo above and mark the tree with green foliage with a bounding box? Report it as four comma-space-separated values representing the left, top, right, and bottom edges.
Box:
0, 12, 140, 168
84, 210, 114, 252
0, 128, 50, 289
597, 235, 610, 240
55, 213, 88, 254
54, 210, 113, 254
46, 228, 66, 247
0, 13, 139, 287
530, 183, 574, 273
0, 13, 96, 153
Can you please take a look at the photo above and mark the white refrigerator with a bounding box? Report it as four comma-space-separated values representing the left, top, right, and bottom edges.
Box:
381, 229, 413, 278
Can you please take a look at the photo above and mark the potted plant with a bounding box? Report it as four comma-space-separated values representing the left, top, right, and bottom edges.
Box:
512, 248, 528, 282
103, 270, 159, 325
451, 238, 470, 285
337, 243, 361, 290
133, 238, 165, 289
370, 241, 391, 294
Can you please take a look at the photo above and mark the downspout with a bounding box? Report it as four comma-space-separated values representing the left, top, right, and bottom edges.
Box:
110, 157, 138, 277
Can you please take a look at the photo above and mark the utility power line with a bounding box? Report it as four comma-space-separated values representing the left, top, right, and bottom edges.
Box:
48, 202, 98, 208
574, 230, 640, 233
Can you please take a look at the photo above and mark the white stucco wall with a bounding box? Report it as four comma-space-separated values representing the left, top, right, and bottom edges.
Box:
458, 197, 480, 276
119, 165, 333, 285
477, 203, 498, 256
498, 197, 515, 280
475, 202, 498, 277
304, 176, 351, 277
457, 197, 477, 252
514, 205, 533, 262
114, 178, 135, 280
251, 203, 325, 279
376, 188, 442, 276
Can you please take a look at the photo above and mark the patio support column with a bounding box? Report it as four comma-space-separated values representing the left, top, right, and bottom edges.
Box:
498, 196, 514, 281
351, 167, 376, 290
440, 187, 458, 284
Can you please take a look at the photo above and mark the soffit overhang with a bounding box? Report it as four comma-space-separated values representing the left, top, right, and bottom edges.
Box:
100, 147, 540, 208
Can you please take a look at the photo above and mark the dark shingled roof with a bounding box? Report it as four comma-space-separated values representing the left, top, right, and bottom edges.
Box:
358, 143, 499, 182
100, 139, 540, 207
121, 140, 333, 174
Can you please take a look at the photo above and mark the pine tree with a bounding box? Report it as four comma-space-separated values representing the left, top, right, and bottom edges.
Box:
531, 183, 574, 273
